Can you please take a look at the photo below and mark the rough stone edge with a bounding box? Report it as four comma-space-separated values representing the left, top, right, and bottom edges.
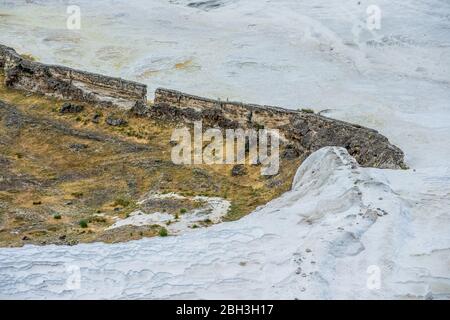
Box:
152, 88, 407, 170
0, 44, 406, 169
0, 44, 147, 109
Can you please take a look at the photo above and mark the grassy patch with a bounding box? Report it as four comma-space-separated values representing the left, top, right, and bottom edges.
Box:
299, 108, 314, 114
223, 203, 241, 221
113, 197, 130, 207
159, 227, 168, 237
71, 192, 84, 198
78, 220, 88, 228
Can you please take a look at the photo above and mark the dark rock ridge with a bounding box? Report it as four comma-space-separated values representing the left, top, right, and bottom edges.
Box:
231, 164, 248, 176
106, 116, 128, 127
0, 44, 147, 109
60, 102, 84, 114
0, 43, 406, 169
152, 88, 406, 169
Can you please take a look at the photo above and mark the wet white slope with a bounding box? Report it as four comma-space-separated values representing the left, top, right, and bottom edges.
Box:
0, 147, 448, 299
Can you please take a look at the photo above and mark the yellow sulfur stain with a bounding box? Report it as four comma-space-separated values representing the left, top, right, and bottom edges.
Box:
174, 59, 193, 70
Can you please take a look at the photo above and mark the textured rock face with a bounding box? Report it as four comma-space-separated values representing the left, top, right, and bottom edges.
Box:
0, 43, 405, 169
154, 88, 406, 169
0, 45, 147, 109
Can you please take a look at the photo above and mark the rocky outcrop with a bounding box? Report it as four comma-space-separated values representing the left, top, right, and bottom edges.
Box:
0, 43, 405, 169
59, 102, 84, 114
153, 88, 406, 169
0, 44, 147, 109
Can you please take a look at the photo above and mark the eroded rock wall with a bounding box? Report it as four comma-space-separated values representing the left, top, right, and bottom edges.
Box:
0, 43, 405, 169
0, 45, 146, 109
153, 88, 406, 169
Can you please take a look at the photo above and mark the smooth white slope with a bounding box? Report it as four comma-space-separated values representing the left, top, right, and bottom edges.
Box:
0, 147, 448, 299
